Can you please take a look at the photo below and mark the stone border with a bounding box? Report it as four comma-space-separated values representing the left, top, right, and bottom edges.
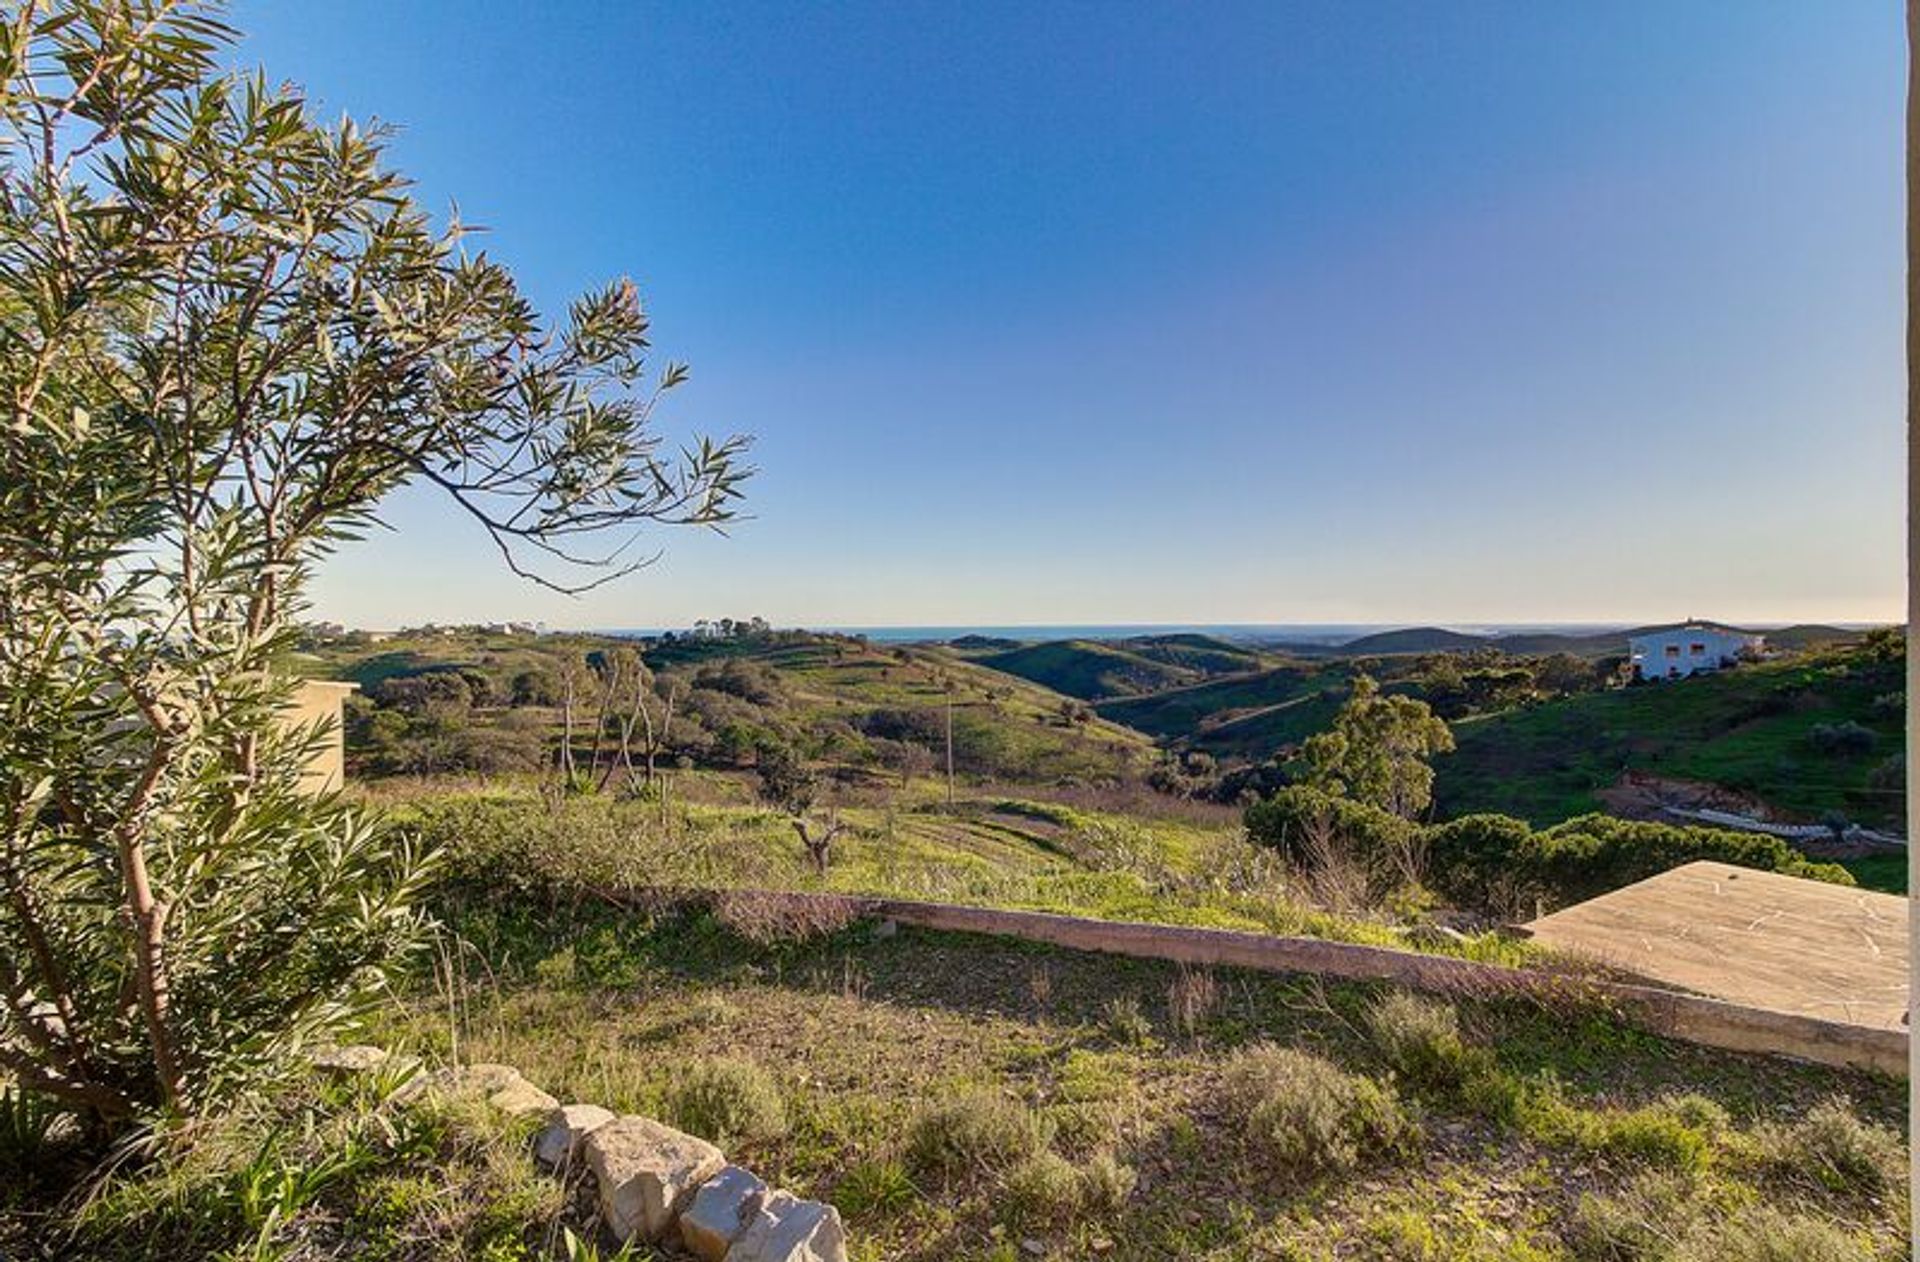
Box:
608, 886, 1909, 1078
313, 1049, 847, 1261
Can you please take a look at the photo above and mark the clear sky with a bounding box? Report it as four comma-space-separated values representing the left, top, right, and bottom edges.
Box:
231, 1, 1904, 632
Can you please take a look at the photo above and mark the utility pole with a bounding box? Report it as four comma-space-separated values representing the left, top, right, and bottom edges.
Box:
944, 681, 956, 807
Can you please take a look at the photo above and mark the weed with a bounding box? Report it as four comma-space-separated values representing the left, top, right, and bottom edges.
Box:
1364, 991, 1484, 1092
664, 1058, 789, 1148
1218, 1044, 1418, 1178
1673, 1204, 1876, 1262
1565, 1170, 1701, 1261
1753, 1096, 1906, 1200
832, 1159, 919, 1218
1168, 965, 1221, 1040
1077, 1152, 1137, 1214
1101, 995, 1154, 1047
905, 1090, 1053, 1178
1002, 1150, 1083, 1227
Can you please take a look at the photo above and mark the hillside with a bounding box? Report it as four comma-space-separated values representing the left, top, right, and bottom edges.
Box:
1094, 662, 1349, 759
299, 627, 1153, 786
1296, 622, 1864, 660
977, 639, 1202, 700
1435, 642, 1905, 829
973, 633, 1270, 702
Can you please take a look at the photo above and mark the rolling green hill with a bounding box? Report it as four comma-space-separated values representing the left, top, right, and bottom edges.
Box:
301, 627, 1154, 786
978, 639, 1206, 699
1435, 642, 1904, 828
976, 634, 1270, 701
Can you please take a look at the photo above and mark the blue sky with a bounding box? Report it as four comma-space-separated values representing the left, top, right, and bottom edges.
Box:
232, 1, 1904, 631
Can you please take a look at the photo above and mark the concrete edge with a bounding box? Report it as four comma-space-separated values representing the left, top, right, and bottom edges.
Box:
608, 886, 1910, 1078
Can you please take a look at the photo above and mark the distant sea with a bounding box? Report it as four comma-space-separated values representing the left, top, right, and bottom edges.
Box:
601, 622, 1640, 647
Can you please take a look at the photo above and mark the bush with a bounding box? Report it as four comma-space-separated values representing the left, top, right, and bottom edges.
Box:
906, 1090, 1053, 1178
1002, 1151, 1083, 1227
1425, 812, 1853, 916
1217, 1045, 1418, 1178
1673, 1204, 1875, 1262
1566, 1171, 1701, 1262
1807, 722, 1876, 758
1364, 992, 1484, 1093
1078, 1152, 1137, 1214
1244, 787, 1417, 877
664, 1059, 788, 1148
1754, 1096, 1906, 1199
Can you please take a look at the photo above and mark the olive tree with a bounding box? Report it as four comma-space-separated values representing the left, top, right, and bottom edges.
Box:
0, 1, 749, 1127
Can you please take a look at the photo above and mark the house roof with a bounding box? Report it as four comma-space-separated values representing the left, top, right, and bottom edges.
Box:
1627, 620, 1762, 641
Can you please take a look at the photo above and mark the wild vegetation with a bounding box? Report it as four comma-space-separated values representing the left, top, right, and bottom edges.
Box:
0, 4, 1906, 1261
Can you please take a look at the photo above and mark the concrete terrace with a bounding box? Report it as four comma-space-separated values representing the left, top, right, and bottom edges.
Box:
1523, 860, 1909, 1033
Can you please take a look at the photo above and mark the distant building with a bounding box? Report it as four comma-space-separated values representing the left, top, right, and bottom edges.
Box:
282, 680, 358, 793
1629, 622, 1763, 681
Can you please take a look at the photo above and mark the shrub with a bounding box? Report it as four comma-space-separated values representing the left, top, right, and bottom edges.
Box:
1244, 787, 1417, 879
1364, 992, 1484, 1093
664, 1059, 788, 1148
1807, 722, 1876, 758
831, 1159, 918, 1217
1002, 1151, 1083, 1227
1754, 1096, 1906, 1199
1566, 1171, 1701, 1262
710, 889, 860, 946
1079, 1152, 1137, 1214
1218, 1045, 1418, 1178
906, 1090, 1053, 1177
1424, 812, 1853, 916
1673, 1204, 1875, 1262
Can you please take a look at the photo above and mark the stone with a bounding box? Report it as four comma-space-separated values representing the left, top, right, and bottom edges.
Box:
535, 1103, 618, 1169
584, 1115, 726, 1243
440, 1063, 561, 1117
726, 1189, 848, 1262
679, 1164, 767, 1260
311, 1044, 389, 1074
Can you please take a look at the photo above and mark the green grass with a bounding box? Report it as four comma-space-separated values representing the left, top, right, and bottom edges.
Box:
388, 784, 1539, 965
387, 909, 1905, 1260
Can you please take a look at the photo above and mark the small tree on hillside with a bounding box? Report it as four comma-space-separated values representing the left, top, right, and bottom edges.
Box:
0, 2, 749, 1129
1302, 676, 1455, 820
755, 743, 844, 874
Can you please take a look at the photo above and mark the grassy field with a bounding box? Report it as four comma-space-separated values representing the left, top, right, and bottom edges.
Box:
404, 909, 1905, 1261
1435, 646, 1905, 829
378, 782, 1535, 964
52, 902, 1899, 1261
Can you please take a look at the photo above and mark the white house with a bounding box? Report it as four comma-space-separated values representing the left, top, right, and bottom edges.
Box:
1629, 622, 1763, 681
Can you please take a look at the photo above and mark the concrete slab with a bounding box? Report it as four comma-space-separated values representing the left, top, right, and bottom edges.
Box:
1523, 861, 1909, 1032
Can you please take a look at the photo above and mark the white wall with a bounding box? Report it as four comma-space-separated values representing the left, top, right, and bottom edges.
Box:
1628, 627, 1760, 680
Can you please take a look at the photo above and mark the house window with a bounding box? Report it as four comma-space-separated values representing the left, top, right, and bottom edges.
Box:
1689, 642, 1706, 655
1664, 644, 1680, 658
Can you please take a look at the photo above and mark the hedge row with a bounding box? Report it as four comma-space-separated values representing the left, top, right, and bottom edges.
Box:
1243, 787, 1852, 918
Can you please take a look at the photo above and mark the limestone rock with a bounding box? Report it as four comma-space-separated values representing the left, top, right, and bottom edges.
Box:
585, 1115, 726, 1243
680, 1164, 767, 1260
726, 1189, 848, 1262
311, 1044, 389, 1074
535, 1103, 618, 1169
441, 1063, 560, 1117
